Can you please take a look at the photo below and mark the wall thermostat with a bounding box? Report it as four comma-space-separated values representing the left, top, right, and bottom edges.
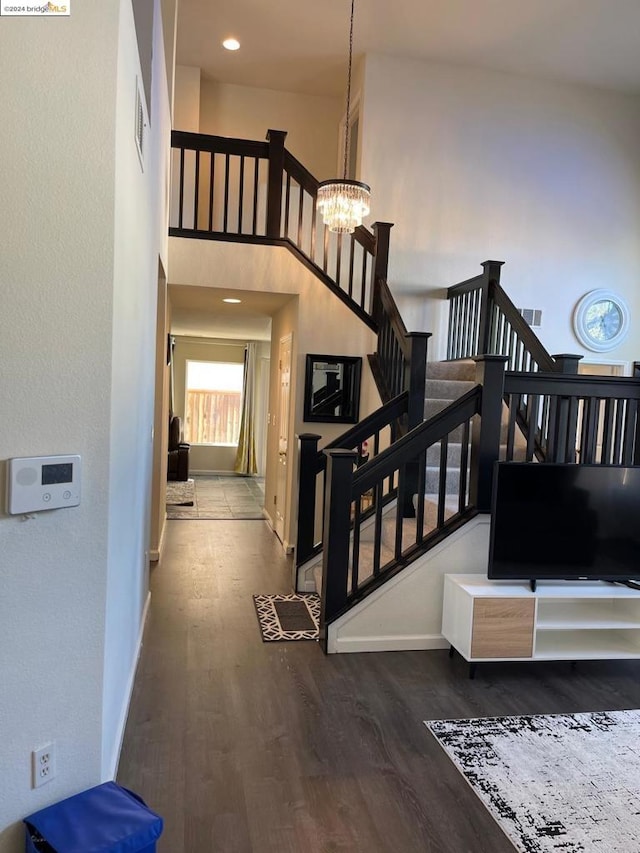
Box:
7, 455, 81, 515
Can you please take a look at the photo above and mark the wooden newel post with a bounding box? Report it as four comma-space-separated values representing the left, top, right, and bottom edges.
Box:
320, 449, 357, 651
405, 332, 431, 432
470, 355, 508, 512
478, 260, 504, 355
369, 222, 394, 322
552, 354, 583, 374
265, 129, 287, 238
296, 433, 322, 566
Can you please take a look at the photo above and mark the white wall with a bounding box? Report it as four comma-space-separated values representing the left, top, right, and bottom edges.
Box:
0, 1, 169, 848
174, 64, 201, 131
103, 0, 170, 778
199, 79, 342, 180
328, 516, 491, 653
360, 54, 640, 363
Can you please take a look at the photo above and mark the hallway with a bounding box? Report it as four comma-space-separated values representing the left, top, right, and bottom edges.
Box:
118, 519, 640, 852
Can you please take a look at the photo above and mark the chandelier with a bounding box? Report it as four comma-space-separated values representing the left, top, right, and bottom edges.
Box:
317, 0, 371, 234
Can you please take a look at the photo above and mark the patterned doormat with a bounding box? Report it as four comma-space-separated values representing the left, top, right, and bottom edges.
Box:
253, 593, 320, 641
426, 709, 640, 852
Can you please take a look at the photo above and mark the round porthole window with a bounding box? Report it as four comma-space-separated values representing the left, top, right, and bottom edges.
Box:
572, 289, 630, 352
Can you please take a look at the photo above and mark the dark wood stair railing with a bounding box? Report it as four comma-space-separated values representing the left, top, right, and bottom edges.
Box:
296, 392, 409, 569
502, 371, 640, 465
446, 260, 586, 460
318, 355, 510, 648
447, 260, 584, 375
317, 350, 640, 648
169, 128, 390, 332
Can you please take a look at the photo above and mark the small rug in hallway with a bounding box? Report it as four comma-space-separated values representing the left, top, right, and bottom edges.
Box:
167, 475, 265, 519
253, 593, 320, 641
166, 478, 195, 506
425, 710, 640, 853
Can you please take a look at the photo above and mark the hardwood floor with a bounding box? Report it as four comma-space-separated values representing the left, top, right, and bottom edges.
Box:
118, 520, 640, 852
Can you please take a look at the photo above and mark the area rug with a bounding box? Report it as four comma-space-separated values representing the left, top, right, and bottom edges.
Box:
426, 710, 640, 853
167, 475, 265, 519
166, 478, 195, 506
253, 593, 320, 641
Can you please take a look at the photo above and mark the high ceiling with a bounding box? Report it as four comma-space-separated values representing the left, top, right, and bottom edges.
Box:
177, 0, 640, 98
172, 0, 640, 341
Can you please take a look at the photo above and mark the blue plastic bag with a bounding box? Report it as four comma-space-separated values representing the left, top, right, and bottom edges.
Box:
24, 781, 162, 853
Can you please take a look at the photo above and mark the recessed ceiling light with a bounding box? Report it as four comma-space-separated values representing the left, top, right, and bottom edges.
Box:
222, 38, 240, 51
223, 297, 242, 303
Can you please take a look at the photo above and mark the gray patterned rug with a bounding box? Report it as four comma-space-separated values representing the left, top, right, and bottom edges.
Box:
167, 475, 264, 519
253, 593, 320, 641
426, 710, 640, 852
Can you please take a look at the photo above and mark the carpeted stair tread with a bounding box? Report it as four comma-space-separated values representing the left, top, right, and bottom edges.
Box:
425, 378, 475, 400
380, 498, 458, 554
426, 359, 476, 381
313, 540, 395, 594
426, 440, 464, 466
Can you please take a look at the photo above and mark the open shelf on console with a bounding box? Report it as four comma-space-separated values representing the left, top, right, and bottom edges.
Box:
442, 575, 640, 665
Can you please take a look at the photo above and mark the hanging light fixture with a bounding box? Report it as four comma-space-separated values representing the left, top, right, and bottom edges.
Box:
317, 0, 370, 234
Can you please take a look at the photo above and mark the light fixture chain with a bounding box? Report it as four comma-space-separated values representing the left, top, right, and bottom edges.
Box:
343, 0, 355, 180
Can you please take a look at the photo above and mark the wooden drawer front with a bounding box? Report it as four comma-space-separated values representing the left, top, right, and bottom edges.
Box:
471, 598, 535, 658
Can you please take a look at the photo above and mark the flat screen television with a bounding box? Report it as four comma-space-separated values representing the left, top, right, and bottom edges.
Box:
488, 463, 640, 586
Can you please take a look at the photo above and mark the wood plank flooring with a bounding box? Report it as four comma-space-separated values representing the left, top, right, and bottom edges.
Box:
118, 520, 640, 852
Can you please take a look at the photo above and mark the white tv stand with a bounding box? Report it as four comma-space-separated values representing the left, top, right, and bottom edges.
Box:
442, 574, 640, 674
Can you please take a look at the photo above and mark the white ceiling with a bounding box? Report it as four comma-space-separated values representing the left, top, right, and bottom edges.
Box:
177, 0, 640, 98
169, 285, 293, 341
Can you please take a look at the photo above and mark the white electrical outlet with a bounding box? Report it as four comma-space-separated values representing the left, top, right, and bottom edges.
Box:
32, 742, 56, 788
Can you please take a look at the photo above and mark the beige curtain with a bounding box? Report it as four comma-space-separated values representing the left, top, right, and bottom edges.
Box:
234, 342, 258, 474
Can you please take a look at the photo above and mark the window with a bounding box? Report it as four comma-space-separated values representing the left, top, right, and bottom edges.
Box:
185, 360, 244, 445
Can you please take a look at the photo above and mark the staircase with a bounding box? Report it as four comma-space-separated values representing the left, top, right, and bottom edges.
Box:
303, 358, 476, 596
306, 358, 524, 598
424, 360, 476, 495
168, 128, 640, 654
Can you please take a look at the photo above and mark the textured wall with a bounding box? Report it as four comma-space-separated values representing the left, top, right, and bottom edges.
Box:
0, 1, 170, 849
0, 4, 119, 850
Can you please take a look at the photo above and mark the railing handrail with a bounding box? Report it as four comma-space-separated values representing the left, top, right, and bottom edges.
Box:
491, 282, 557, 371
171, 129, 268, 158
169, 128, 385, 332
504, 370, 640, 399
377, 277, 410, 358
446, 273, 484, 297
320, 392, 408, 462
348, 387, 481, 498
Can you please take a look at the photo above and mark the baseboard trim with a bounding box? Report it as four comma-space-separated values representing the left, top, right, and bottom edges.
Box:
329, 633, 449, 654
107, 590, 151, 780
149, 518, 167, 563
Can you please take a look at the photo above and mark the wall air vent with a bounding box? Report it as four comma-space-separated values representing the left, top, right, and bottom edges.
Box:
518, 308, 542, 328
134, 78, 146, 170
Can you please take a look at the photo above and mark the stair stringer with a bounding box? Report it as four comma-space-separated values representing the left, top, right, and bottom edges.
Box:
326, 514, 491, 654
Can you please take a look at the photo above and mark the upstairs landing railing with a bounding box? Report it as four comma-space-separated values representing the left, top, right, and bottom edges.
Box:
169, 129, 394, 332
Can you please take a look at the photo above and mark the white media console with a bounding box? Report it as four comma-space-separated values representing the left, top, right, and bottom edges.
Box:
442, 574, 640, 666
